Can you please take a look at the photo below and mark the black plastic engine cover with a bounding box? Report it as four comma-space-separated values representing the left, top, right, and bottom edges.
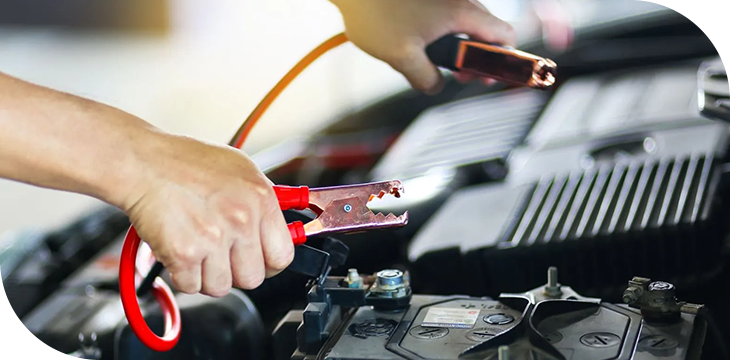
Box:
370, 89, 548, 182
407, 58, 730, 300
408, 122, 730, 300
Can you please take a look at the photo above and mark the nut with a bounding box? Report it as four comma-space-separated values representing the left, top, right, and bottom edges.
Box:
370, 269, 409, 298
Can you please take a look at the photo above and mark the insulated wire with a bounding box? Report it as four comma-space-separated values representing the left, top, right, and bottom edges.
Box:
229, 32, 349, 149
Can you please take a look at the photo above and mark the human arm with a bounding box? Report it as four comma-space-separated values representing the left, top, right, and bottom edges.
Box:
0, 71, 294, 296
0, 0, 517, 299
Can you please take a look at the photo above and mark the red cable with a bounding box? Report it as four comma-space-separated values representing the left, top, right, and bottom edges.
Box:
119, 227, 181, 351
118, 32, 349, 351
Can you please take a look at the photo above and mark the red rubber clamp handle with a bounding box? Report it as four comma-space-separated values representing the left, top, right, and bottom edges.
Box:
288, 221, 307, 246
274, 185, 310, 211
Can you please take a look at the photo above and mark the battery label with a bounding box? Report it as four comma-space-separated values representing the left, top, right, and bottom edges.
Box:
421, 307, 480, 329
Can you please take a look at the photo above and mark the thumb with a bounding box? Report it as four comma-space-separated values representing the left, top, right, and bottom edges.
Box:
391, 45, 445, 95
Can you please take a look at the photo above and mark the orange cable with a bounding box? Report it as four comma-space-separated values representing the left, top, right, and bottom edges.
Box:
231, 32, 349, 149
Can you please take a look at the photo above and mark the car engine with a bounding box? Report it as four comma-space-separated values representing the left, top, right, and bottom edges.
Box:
1, 2, 729, 360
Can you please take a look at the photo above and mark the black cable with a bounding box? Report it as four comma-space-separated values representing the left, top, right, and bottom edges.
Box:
137, 261, 166, 298
698, 306, 730, 360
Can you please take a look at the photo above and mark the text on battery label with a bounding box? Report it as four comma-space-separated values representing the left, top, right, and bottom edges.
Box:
421, 307, 480, 329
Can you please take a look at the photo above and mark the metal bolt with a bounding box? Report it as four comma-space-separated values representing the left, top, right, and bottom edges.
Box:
544, 266, 562, 297
548, 267, 558, 287
345, 268, 363, 288
344, 204, 352, 212
371, 269, 408, 298
347, 268, 359, 281
622, 287, 641, 304
680, 303, 703, 315
498, 345, 510, 360
377, 269, 404, 288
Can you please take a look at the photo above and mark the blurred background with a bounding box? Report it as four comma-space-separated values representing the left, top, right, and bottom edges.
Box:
0, 0, 606, 237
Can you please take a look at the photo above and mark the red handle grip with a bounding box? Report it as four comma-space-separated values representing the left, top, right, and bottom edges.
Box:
274, 185, 310, 211
288, 221, 307, 246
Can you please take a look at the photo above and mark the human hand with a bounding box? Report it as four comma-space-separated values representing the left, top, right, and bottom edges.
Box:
330, 0, 517, 94
118, 131, 294, 297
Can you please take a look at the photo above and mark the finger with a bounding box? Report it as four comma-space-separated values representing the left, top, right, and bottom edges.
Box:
156, 230, 204, 294
259, 204, 294, 279
169, 264, 202, 294
230, 230, 266, 290
231, 241, 266, 289
457, 5, 518, 47
200, 251, 232, 297
219, 194, 267, 289
391, 44, 445, 95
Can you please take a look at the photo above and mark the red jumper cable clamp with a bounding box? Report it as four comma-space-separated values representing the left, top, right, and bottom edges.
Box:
118, 33, 351, 352
276, 180, 409, 245
119, 180, 408, 351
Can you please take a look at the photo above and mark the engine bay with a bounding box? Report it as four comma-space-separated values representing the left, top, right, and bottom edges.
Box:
1, 2, 730, 360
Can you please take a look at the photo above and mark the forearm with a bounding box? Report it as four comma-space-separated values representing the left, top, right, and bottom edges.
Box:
0, 71, 157, 210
